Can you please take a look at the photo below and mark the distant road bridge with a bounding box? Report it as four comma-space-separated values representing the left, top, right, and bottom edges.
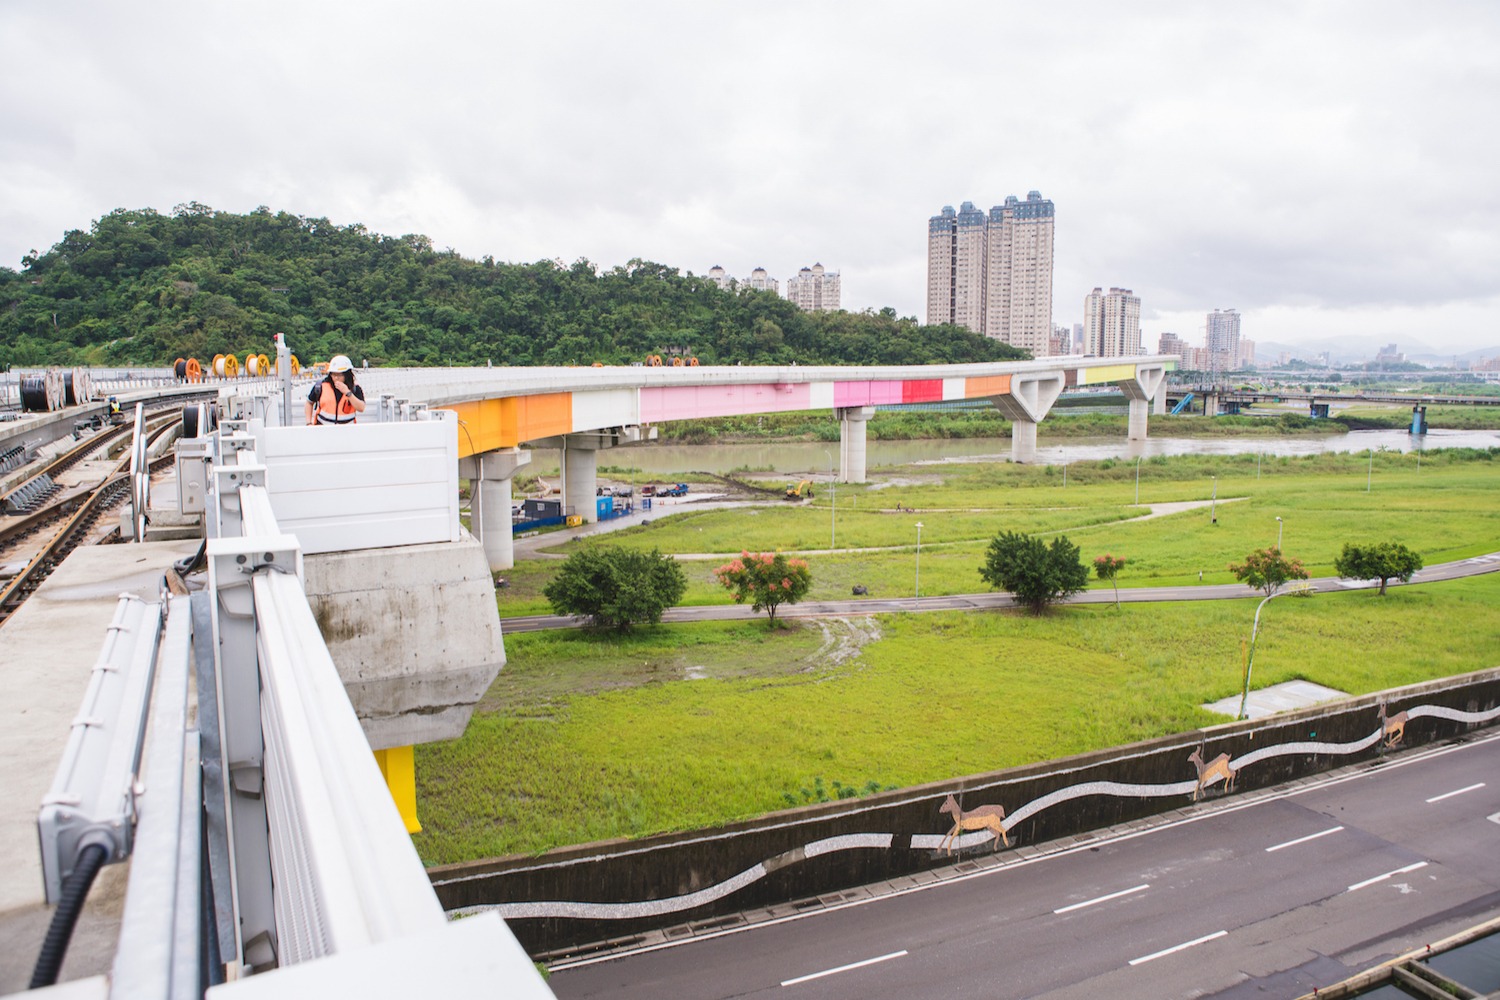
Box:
1168, 385, 1500, 420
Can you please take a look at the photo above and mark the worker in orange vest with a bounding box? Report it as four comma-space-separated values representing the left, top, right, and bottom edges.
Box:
304, 355, 366, 425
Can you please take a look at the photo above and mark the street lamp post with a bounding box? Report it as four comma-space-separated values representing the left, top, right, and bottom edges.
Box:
1275, 516, 1283, 550
1367, 448, 1374, 492
915, 521, 924, 598
1210, 476, 1218, 524
1238, 588, 1288, 720
824, 449, 836, 550
1135, 456, 1142, 506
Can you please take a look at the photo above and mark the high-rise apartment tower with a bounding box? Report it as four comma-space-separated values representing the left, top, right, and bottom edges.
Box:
1206, 308, 1241, 373
1083, 287, 1142, 357
785, 263, 841, 313
926, 192, 1055, 355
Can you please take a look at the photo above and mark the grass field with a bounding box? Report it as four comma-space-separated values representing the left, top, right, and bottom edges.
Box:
493, 449, 1500, 616
413, 573, 1500, 865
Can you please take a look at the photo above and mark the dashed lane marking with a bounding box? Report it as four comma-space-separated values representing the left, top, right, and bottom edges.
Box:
1426, 782, 1485, 803
781, 950, 907, 988
1266, 826, 1345, 852
1348, 861, 1428, 893
1128, 930, 1228, 967
1054, 884, 1150, 914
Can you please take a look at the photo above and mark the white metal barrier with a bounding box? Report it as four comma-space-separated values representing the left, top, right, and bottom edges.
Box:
33, 401, 552, 997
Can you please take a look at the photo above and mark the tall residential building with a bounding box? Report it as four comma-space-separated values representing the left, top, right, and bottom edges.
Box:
744, 267, 779, 295
1158, 331, 1187, 358
706, 265, 732, 290
1083, 287, 1142, 357
1206, 308, 1241, 373
785, 263, 841, 313
926, 191, 1055, 354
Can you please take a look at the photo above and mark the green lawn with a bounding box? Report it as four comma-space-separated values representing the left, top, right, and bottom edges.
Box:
415, 572, 1500, 865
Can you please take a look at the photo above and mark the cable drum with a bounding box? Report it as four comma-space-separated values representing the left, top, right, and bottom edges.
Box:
44, 369, 66, 411
19, 376, 50, 412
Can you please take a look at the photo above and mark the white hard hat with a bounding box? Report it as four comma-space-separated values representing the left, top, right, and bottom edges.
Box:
328, 355, 353, 373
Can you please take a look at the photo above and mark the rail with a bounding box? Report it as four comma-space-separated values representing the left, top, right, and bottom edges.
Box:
31, 402, 553, 996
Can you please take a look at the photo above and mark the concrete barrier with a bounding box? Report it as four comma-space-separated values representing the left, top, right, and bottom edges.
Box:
429, 667, 1500, 955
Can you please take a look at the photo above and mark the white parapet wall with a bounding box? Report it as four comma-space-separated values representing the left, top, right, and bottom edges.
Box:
253, 416, 461, 555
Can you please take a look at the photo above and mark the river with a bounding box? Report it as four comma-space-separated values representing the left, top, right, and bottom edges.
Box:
523, 427, 1500, 477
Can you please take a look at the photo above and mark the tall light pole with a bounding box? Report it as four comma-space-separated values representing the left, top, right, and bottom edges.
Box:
1275, 516, 1283, 550
1135, 456, 1142, 506
1239, 588, 1288, 720
915, 521, 924, 598
1367, 448, 1374, 492
1210, 476, 1218, 524
823, 449, 836, 550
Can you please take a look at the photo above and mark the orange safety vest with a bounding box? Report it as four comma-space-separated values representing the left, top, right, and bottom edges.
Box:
316, 381, 359, 424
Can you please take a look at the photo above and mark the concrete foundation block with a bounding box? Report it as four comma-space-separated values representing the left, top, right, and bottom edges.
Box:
303, 536, 504, 749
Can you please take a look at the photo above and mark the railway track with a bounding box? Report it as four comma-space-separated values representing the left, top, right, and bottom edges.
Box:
0, 409, 189, 629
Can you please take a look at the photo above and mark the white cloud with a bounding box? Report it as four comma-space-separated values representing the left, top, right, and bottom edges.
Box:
2, 1, 1498, 355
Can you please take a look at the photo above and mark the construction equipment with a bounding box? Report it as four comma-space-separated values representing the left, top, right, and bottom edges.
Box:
657, 482, 689, 497
783, 480, 814, 500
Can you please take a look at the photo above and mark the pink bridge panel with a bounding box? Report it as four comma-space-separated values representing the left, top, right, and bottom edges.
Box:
833, 381, 905, 407
640, 383, 813, 422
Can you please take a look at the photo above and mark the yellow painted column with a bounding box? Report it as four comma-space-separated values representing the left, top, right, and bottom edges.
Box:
373, 746, 422, 834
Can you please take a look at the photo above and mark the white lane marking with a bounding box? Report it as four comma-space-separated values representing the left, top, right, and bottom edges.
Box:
1489, 812, 1500, 826
547, 730, 1500, 973
1128, 930, 1227, 967
781, 950, 907, 987
1348, 861, 1428, 892
1266, 825, 1345, 853
1425, 782, 1485, 803
1054, 884, 1150, 914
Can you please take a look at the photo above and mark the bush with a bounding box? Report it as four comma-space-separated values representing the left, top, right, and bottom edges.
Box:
979, 531, 1090, 615
542, 546, 686, 632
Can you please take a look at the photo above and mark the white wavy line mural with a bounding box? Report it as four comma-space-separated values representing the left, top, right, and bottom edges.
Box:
453, 701, 1500, 922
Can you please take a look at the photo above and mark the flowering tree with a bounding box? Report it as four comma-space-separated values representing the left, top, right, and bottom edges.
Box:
713, 551, 813, 626
1228, 547, 1309, 598
1094, 553, 1127, 609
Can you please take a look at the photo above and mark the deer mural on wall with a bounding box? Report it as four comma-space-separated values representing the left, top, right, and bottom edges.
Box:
938, 794, 1010, 854
1187, 748, 1237, 801
1378, 703, 1408, 747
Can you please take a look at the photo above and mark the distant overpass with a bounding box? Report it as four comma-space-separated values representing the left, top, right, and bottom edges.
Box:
1168, 385, 1500, 417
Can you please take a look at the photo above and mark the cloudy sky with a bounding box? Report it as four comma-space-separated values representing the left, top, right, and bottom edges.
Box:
3, 2, 1498, 358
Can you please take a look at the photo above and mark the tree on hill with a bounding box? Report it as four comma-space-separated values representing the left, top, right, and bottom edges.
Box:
979, 531, 1090, 615
1228, 547, 1309, 598
1334, 542, 1423, 595
543, 546, 686, 632
713, 551, 813, 626
0, 204, 1032, 371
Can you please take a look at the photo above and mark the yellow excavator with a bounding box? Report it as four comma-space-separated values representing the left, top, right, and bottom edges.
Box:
783, 480, 814, 500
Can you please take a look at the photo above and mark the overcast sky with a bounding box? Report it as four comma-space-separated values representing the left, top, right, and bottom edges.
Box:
3, 2, 1498, 357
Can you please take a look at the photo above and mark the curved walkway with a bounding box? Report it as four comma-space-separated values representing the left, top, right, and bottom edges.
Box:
501, 550, 1500, 633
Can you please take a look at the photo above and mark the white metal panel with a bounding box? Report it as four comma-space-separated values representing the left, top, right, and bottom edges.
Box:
256, 421, 460, 555
942, 377, 967, 401
809, 381, 835, 410
569, 388, 638, 432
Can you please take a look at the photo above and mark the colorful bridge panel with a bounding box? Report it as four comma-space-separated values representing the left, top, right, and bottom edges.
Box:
901, 379, 944, 404
443, 392, 573, 456
1075, 363, 1138, 387
832, 380, 905, 408
963, 374, 1013, 399
640, 382, 814, 423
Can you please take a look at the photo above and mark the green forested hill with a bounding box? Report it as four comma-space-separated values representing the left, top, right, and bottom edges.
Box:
0, 204, 1027, 370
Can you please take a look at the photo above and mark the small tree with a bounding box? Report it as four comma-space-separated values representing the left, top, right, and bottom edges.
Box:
543, 545, 686, 632
1228, 547, 1309, 598
1334, 541, 1423, 595
1094, 553, 1127, 609
979, 531, 1090, 615
713, 551, 813, 626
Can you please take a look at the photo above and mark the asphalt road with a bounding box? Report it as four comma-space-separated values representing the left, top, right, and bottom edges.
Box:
501, 551, 1500, 633
549, 731, 1500, 999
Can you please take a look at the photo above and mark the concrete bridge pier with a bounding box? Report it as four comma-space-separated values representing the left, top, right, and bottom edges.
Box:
836, 406, 874, 483
1118, 364, 1168, 442
1153, 391, 1167, 416
461, 447, 532, 572
563, 434, 601, 523
990, 370, 1065, 464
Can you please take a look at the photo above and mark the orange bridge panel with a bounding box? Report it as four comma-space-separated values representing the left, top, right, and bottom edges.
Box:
441, 392, 574, 457
964, 374, 1012, 399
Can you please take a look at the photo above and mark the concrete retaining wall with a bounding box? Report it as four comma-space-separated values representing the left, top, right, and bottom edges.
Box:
428, 667, 1500, 955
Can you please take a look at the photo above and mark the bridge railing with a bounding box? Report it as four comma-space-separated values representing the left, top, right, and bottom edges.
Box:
34, 410, 552, 997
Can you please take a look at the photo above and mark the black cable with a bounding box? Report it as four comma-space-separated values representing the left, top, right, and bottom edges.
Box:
173, 538, 208, 577
29, 843, 109, 989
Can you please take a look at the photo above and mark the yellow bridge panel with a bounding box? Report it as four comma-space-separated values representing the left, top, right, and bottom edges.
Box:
1076, 363, 1139, 386
441, 392, 574, 458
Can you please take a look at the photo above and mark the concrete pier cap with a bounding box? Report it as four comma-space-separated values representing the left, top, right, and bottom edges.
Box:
1118, 364, 1168, 442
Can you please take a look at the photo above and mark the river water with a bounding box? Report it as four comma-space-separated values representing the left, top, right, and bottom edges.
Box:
526, 427, 1500, 477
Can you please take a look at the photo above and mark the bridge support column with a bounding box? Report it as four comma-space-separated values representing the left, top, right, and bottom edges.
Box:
836, 406, 874, 483
563, 436, 600, 523
1152, 391, 1167, 416
1117, 364, 1167, 443
1011, 419, 1038, 463
462, 447, 531, 572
